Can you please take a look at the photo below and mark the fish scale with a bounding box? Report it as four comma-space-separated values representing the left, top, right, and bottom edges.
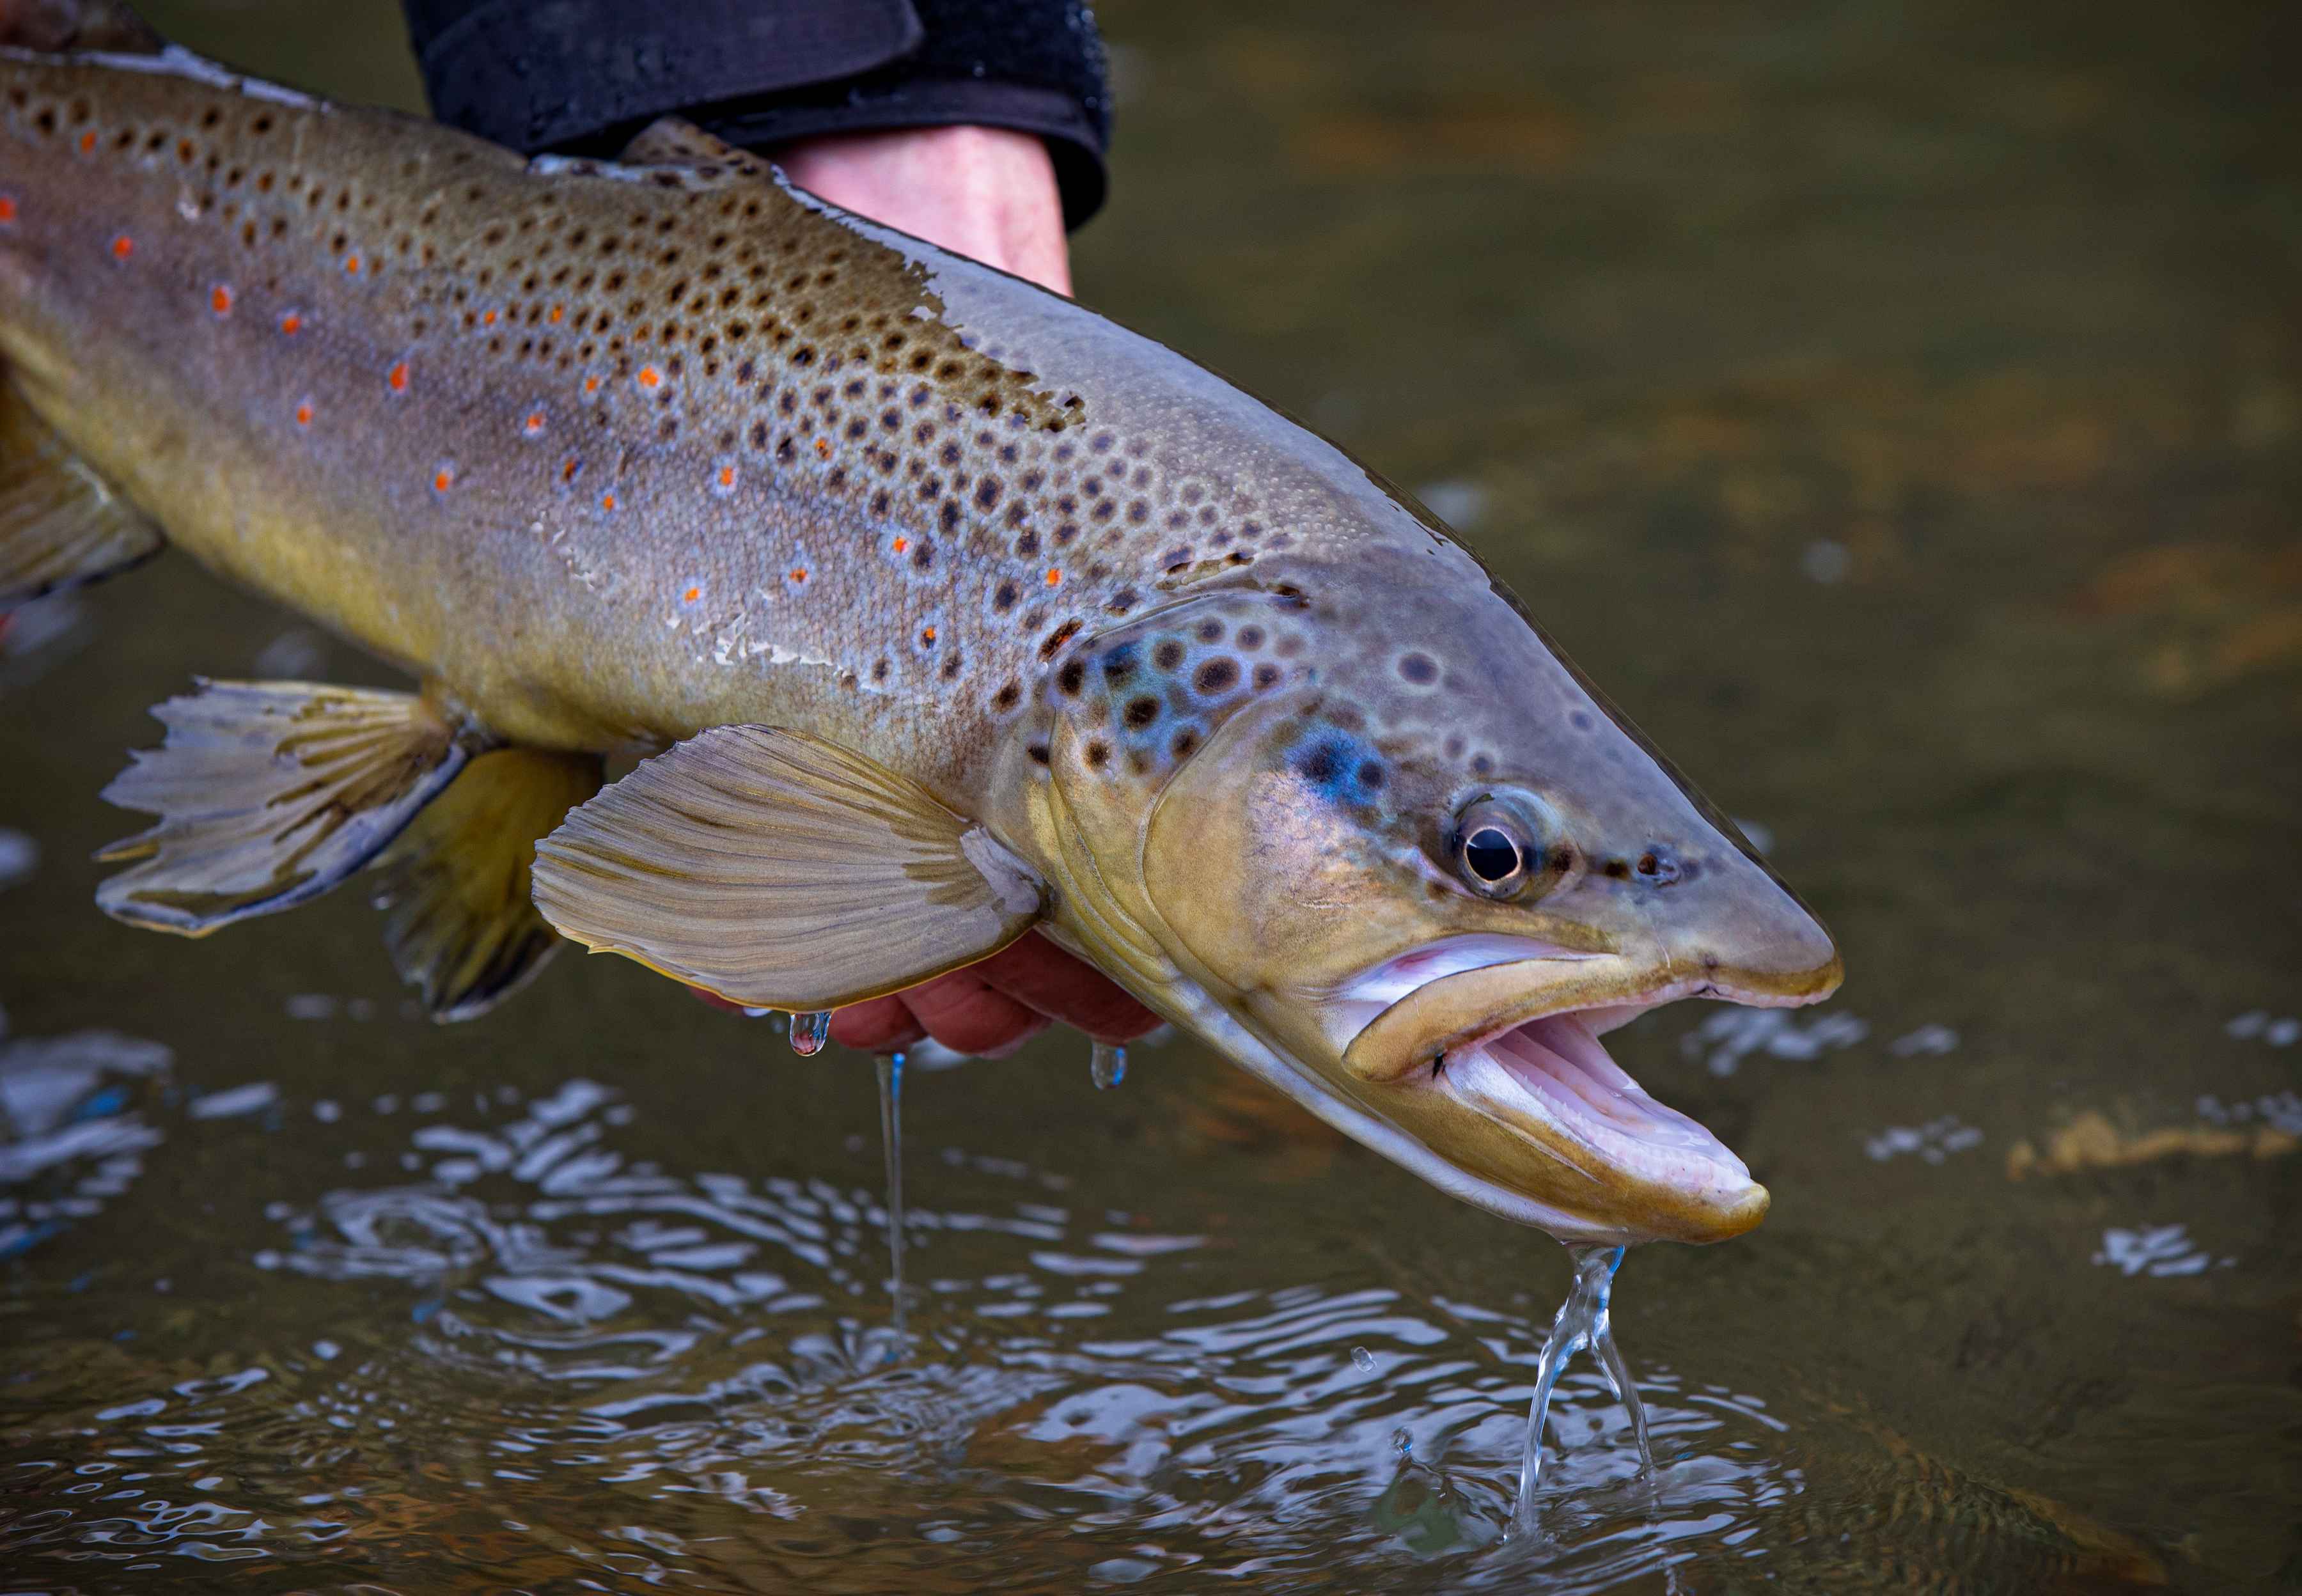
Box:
0, 17, 1844, 1248
0, 45, 1386, 795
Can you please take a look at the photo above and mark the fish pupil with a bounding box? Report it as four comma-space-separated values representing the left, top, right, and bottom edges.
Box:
1465, 827, 1521, 882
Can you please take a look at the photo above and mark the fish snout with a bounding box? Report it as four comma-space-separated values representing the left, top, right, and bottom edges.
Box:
1634, 840, 1842, 1008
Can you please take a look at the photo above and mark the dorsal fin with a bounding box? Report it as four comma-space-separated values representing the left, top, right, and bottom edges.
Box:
617, 116, 763, 172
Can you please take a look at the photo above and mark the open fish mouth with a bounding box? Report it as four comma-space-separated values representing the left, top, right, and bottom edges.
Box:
1327, 935, 1841, 1243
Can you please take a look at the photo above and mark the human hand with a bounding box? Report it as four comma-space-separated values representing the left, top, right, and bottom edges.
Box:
698, 125, 1149, 1056
772, 125, 1073, 296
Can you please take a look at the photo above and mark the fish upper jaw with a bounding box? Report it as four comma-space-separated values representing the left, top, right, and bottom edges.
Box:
1308, 927, 1842, 1245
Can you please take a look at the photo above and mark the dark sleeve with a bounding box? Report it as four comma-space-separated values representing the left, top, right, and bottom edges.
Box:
402, 0, 1113, 229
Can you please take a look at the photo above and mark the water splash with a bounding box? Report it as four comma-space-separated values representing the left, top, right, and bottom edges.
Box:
1510, 1242, 1653, 1533
875, 1051, 907, 1345
1090, 1039, 1127, 1089
788, 1010, 831, 1056
1352, 1345, 1376, 1373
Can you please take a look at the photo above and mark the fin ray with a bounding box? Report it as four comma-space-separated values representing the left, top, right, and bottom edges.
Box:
532, 726, 1044, 1010
0, 382, 164, 611
372, 746, 604, 1022
97, 680, 476, 934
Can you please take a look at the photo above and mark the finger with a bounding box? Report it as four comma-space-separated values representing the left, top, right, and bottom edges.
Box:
831, 994, 927, 1052
900, 967, 1051, 1058
973, 933, 1164, 1041
685, 985, 748, 1015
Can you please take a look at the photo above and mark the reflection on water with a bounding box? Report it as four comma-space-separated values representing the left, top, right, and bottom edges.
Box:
4, 0, 2297, 1588
0, 1052, 2179, 1589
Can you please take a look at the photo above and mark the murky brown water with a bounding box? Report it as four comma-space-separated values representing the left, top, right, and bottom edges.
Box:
4, 1, 2297, 1590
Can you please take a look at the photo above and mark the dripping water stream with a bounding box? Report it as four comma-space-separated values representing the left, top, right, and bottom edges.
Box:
875, 1051, 907, 1347
1509, 1242, 1654, 1534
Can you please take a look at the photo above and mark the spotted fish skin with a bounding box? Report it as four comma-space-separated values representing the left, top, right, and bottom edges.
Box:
3, 37, 1850, 1242
0, 45, 1461, 806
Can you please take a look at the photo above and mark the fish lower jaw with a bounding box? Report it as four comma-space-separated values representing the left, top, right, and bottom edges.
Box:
1434, 1010, 1767, 1240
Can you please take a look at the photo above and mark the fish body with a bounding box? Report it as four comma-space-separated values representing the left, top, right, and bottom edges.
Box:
0, 24, 1842, 1244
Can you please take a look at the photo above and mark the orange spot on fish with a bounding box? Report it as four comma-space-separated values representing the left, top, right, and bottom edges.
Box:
279, 312, 302, 336
210, 285, 233, 316
921, 625, 937, 645
344, 254, 361, 275
111, 234, 134, 260
548, 304, 565, 324
388, 361, 410, 393
1045, 568, 1063, 586
600, 492, 618, 512
482, 309, 497, 327
789, 567, 809, 583
433, 467, 455, 493
682, 586, 701, 603
813, 438, 831, 458
522, 412, 546, 437
0, 196, 15, 225
638, 366, 662, 389
583, 375, 602, 396
717, 465, 737, 489
294, 402, 314, 428
891, 536, 909, 554
78, 131, 96, 154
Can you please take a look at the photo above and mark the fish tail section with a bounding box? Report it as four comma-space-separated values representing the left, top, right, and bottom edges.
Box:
371, 746, 605, 1022
96, 679, 482, 935
0, 380, 164, 612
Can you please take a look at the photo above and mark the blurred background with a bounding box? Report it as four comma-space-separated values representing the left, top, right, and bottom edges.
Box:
1, 0, 2296, 1589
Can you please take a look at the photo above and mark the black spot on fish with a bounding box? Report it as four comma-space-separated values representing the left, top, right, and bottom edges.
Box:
1124, 696, 1160, 730
1153, 639, 1186, 672
1056, 660, 1086, 695
1399, 652, 1439, 684
1193, 657, 1240, 696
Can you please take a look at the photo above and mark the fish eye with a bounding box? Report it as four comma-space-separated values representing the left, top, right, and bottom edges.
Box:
1453, 795, 1542, 899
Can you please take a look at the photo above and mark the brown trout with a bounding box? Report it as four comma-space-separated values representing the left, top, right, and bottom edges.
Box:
0, 6, 1840, 1246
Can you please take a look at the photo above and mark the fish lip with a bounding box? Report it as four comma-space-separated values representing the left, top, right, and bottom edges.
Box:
1338, 948, 1842, 1086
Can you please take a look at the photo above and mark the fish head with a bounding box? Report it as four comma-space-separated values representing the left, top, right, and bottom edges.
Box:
1044, 551, 1841, 1246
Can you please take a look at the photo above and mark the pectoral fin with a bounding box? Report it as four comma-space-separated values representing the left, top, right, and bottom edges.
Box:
531, 726, 1045, 1010
1, 382, 163, 611
372, 746, 605, 1022
97, 680, 480, 934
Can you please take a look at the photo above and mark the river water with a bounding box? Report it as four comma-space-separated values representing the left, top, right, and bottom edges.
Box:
3, 0, 2296, 1589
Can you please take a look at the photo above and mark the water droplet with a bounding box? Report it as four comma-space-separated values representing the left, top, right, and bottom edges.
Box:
1352, 1345, 1376, 1373
1090, 1040, 1127, 1089
789, 1010, 831, 1056
1392, 1427, 1413, 1462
